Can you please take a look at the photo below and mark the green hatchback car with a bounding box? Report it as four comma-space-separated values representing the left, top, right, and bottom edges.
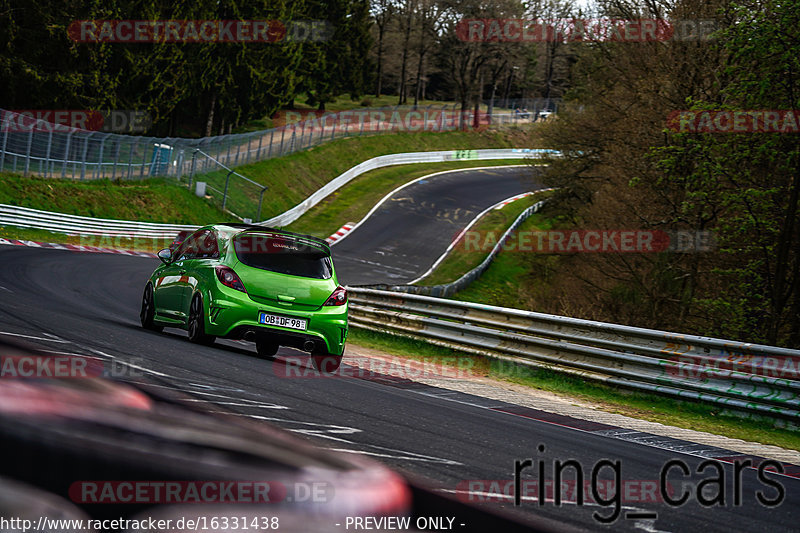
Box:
140, 224, 348, 372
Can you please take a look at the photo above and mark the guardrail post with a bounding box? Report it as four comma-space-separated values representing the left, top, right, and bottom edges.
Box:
96, 134, 108, 179
0, 111, 9, 172
111, 139, 120, 180
279, 127, 286, 156
43, 129, 53, 177
139, 139, 147, 179
267, 129, 274, 158
173, 147, 183, 178
80, 132, 92, 180
299, 120, 306, 150
257, 186, 268, 221
222, 169, 233, 211
126, 142, 134, 180
24, 125, 34, 176
189, 149, 198, 189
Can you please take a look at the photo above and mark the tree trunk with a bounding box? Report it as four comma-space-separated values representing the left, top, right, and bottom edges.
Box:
414, 53, 424, 108
473, 72, 483, 129
205, 92, 217, 137
398, 2, 413, 105
375, 28, 384, 97
487, 80, 497, 124
768, 172, 800, 344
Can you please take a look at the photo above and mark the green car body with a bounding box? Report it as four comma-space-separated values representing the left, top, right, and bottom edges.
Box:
140, 223, 348, 370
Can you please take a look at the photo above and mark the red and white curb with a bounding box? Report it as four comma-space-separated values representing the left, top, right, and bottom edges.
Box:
2, 224, 354, 255
326, 223, 355, 245
493, 188, 555, 210
0, 238, 157, 258
493, 192, 534, 209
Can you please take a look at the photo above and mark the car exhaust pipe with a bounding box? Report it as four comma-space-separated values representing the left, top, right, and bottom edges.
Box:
244, 331, 255, 341
303, 340, 316, 352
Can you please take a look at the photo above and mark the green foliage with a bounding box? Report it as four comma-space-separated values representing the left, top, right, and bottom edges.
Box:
0, 173, 231, 224
646, 0, 800, 345
0, 1, 374, 135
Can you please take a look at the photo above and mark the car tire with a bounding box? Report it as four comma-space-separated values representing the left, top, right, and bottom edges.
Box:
312, 353, 342, 374
140, 283, 163, 332
255, 337, 279, 359
187, 294, 216, 345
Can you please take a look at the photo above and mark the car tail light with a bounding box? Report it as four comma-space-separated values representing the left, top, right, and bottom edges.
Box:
215, 266, 247, 293
323, 286, 347, 306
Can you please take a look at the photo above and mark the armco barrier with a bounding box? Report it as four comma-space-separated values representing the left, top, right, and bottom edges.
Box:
403, 193, 553, 296
346, 287, 800, 421
0, 149, 557, 234
0, 204, 197, 237
260, 149, 559, 226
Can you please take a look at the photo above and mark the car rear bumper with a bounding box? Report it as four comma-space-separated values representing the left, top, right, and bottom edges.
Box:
203, 286, 348, 356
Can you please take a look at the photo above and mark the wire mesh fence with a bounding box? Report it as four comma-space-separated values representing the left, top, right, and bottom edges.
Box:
182, 150, 269, 222
0, 99, 560, 221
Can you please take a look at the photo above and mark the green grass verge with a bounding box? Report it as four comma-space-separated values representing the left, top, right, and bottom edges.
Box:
198, 128, 539, 223
415, 190, 554, 286
348, 328, 800, 451
0, 173, 232, 225
0, 226, 170, 252
0, 127, 539, 230
448, 209, 562, 307
286, 160, 532, 238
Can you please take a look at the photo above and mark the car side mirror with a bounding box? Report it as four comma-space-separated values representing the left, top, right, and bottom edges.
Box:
157, 248, 172, 264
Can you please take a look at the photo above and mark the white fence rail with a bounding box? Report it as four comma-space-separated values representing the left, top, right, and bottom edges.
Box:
347, 287, 800, 421
0, 204, 197, 238
0, 149, 558, 235
261, 148, 559, 226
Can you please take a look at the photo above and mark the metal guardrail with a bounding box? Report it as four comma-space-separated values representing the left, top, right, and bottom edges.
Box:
396, 193, 553, 296
0, 102, 561, 221
262, 149, 560, 226
0, 149, 558, 234
0, 102, 561, 182
347, 287, 800, 420
0, 204, 197, 238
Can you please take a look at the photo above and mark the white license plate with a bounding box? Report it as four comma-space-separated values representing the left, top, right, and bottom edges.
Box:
259, 312, 307, 331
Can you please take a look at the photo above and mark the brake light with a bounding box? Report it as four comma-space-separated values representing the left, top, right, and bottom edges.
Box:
323, 286, 347, 306
215, 266, 247, 293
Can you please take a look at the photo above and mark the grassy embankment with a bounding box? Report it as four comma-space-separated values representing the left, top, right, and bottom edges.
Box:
0, 127, 539, 250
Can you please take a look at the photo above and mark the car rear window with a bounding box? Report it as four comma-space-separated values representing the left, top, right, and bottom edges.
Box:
233, 233, 332, 279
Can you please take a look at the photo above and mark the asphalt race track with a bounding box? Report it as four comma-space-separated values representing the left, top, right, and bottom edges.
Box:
0, 166, 798, 531
332, 166, 542, 285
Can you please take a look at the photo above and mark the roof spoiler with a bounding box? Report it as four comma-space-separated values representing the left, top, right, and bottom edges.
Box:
223, 223, 331, 253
